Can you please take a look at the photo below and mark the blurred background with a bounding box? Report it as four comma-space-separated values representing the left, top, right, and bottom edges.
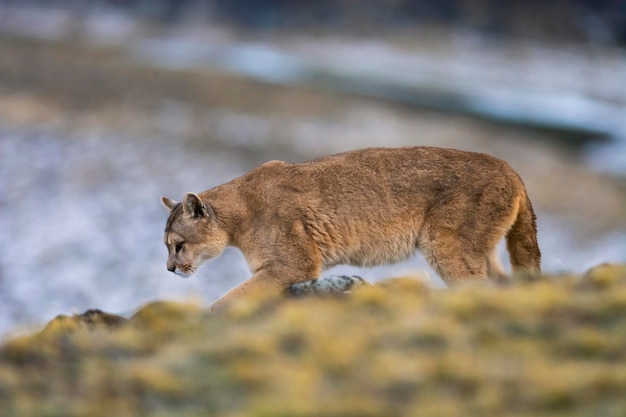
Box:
0, 0, 625, 338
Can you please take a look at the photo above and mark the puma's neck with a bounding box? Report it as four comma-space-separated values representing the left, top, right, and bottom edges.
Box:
199, 184, 246, 246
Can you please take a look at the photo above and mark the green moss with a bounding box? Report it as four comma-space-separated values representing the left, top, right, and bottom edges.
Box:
1, 265, 626, 416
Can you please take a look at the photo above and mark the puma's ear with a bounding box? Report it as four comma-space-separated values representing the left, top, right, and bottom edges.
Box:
182, 192, 209, 218
161, 196, 179, 212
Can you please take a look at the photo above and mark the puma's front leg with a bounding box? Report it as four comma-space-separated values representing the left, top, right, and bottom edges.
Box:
210, 228, 323, 312
209, 267, 314, 313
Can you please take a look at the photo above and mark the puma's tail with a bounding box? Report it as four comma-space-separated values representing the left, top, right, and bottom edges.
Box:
506, 193, 541, 275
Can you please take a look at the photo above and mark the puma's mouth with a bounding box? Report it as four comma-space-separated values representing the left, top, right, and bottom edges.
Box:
173, 266, 196, 278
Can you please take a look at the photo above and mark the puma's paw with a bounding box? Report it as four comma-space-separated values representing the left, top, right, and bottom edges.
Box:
286, 275, 370, 297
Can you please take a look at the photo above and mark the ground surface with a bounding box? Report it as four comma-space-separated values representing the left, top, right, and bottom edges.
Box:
1, 264, 626, 417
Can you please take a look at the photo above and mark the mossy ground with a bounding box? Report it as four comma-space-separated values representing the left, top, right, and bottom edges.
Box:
2, 264, 626, 417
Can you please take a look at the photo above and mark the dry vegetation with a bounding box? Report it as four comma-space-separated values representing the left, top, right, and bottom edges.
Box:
1, 264, 626, 417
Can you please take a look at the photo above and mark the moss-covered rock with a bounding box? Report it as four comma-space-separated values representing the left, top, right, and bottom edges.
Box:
1, 265, 626, 417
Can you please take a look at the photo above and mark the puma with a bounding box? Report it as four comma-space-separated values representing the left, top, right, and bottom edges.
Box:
161, 146, 540, 311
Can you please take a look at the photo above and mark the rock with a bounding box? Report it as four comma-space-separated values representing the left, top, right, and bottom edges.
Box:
285, 275, 370, 297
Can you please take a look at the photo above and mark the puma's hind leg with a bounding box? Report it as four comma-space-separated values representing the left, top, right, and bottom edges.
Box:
486, 246, 508, 283
421, 189, 521, 285
420, 222, 507, 285
421, 234, 489, 285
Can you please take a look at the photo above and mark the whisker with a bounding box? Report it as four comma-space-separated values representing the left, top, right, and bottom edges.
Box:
190, 274, 201, 291
195, 269, 210, 283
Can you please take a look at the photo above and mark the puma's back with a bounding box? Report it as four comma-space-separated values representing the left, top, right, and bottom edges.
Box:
232, 147, 538, 273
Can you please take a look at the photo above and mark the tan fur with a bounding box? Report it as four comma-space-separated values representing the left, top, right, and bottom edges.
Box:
161, 147, 540, 311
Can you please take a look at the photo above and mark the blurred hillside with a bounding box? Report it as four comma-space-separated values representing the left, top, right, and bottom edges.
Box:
6, 0, 626, 44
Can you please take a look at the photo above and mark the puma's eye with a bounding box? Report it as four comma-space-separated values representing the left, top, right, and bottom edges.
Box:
175, 242, 184, 253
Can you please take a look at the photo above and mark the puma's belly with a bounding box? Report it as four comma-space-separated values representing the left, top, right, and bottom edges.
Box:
303, 208, 420, 269
341, 231, 419, 268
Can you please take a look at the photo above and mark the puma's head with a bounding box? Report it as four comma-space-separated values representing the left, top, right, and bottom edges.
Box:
160, 193, 228, 278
